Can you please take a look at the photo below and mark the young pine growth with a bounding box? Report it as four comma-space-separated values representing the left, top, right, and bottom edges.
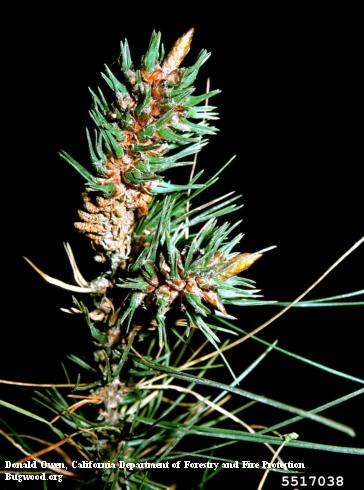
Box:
30, 28, 266, 352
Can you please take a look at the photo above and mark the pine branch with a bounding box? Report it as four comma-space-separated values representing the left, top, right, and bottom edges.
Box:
1, 28, 362, 490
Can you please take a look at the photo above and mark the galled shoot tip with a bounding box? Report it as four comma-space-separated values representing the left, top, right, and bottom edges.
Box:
162, 28, 195, 74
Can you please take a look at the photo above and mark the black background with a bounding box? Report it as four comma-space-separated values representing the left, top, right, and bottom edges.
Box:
1, 4, 363, 489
